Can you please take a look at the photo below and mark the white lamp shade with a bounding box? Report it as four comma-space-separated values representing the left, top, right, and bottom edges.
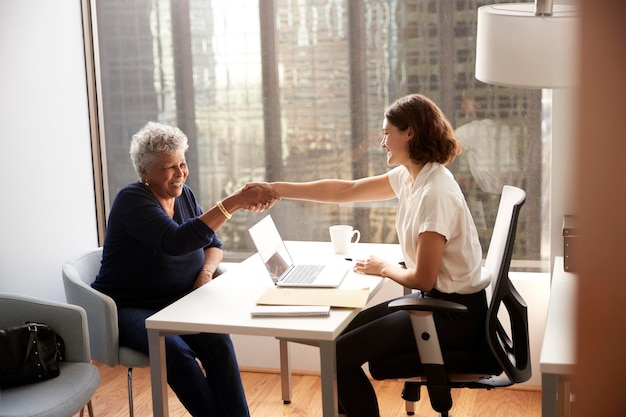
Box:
475, 3, 578, 88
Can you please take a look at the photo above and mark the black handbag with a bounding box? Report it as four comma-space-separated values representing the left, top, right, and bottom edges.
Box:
0, 322, 65, 389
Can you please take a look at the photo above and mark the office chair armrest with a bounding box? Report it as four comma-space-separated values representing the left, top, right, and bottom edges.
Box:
386, 297, 468, 375
388, 297, 468, 313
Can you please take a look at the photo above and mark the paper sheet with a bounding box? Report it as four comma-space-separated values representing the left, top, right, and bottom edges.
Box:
256, 287, 369, 308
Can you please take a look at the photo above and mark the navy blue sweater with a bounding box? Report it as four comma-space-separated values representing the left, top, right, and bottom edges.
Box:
93, 182, 222, 310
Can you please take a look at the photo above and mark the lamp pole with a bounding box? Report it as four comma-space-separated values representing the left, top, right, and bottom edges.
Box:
535, 0, 553, 16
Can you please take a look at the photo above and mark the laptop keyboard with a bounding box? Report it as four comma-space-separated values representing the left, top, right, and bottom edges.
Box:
283, 264, 324, 283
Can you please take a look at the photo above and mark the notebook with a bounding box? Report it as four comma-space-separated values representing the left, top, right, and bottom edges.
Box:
250, 305, 331, 318
248, 215, 349, 288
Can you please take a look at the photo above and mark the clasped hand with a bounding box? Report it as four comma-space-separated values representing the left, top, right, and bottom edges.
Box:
239, 183, 280, 212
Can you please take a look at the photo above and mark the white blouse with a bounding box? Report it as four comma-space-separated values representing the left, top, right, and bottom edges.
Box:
387, 163, 488, 294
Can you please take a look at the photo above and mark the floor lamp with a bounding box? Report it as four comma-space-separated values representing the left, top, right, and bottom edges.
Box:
475, 0, 578, 89
475, 0, 579, 269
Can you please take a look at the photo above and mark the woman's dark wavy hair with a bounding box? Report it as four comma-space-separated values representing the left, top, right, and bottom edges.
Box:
384, 93, 461, 165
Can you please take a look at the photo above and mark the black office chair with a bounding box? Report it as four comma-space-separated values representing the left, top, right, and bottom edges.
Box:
368, 185, 530, 416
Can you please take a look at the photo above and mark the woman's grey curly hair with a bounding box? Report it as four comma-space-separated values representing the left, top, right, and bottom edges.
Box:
129, 122, 189, 180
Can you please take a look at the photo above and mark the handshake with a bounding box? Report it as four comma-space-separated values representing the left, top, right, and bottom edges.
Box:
237, 182, 279, 212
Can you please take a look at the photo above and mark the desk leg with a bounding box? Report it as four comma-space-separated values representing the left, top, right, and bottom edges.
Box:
560, 379, 572, 417
542, 373, 573, 417
148, 329, 169, 417
279, 339, 293, 404
319, 340, 338, 417
542, 373, 558, 417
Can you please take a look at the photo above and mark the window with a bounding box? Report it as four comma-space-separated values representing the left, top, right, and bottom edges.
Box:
91, 0, 549, 269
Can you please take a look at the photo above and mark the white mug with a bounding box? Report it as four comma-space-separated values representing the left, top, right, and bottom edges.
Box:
329, 225, 360, 254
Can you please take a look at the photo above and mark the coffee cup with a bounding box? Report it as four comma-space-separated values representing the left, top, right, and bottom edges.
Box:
329, 225, 360, 254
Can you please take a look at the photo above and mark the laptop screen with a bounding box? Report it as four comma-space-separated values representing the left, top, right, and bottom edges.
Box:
248, 215, 294, 282
265, 251, 290, 281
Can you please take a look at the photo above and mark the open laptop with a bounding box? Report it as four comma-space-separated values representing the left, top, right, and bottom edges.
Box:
248, 215, 349, 287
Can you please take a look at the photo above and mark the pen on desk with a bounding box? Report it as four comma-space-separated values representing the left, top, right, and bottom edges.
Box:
345, 258, 353, 261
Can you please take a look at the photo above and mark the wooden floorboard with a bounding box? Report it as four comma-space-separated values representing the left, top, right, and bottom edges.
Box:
80, 362, 541, 416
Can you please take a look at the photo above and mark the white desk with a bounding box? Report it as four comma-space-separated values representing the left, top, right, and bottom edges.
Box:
540, 256, 577, 417
146, 241, 402, 417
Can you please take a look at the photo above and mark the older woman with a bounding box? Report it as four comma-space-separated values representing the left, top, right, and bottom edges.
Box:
92, 122, 277, 417
246, 93, 488, 417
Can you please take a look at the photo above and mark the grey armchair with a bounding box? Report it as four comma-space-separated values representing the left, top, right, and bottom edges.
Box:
0, 292, 100, 417
62, 247, 228, 416
62, 248, 150, 417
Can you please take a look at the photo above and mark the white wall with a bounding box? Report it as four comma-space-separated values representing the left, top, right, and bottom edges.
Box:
0, 0, 99, 302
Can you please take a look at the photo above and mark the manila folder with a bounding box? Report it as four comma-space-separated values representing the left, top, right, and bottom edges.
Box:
256, 287, 369, 309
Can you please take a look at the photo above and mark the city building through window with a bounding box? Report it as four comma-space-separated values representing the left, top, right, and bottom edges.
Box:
91, 0, 549, 270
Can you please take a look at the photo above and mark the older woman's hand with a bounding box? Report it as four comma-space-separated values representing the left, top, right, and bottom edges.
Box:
237, 184, 279, 212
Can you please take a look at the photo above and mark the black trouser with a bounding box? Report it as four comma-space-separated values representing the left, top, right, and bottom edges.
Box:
335, 289, 487, 417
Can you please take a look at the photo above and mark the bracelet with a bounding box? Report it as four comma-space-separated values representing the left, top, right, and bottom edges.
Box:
216, 200, 232, 220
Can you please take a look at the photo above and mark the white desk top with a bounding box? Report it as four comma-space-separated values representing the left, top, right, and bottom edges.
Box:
146, 241, 402, 342
540, 256, 577, 375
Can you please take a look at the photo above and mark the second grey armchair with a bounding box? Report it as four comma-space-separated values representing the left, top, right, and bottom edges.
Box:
0, 292, 100, 417
62, 247, 149, 417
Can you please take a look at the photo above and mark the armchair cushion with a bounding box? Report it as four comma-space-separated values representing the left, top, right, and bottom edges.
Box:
0, 362, 100, 417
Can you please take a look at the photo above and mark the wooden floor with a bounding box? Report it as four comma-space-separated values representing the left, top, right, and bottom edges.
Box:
81, 362, 541, 417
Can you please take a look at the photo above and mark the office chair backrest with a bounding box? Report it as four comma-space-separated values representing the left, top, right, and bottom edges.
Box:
482, 186, 531, 384
484, 186, 526, 301
62, 247, 121, 367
